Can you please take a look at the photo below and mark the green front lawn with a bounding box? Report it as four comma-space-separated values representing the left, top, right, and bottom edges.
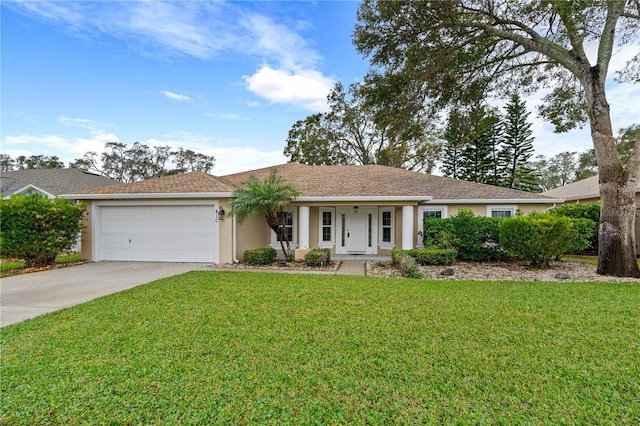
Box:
2, 272, 639, 424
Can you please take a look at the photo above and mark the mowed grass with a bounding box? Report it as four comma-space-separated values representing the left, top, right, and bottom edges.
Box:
0, 252, 83, 277
2, 272, 639, 425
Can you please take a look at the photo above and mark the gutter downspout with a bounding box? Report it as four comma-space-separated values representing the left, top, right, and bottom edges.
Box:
232, 214, 240, 263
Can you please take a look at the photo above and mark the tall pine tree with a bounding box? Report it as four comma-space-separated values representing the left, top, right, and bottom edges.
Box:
499, 93, 540, 192
458, 110, 500, 184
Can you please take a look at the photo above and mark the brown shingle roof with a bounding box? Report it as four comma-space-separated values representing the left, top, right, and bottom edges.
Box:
542, 174, 640, 201
67, 163, 557, 201
1, 168, 120, 196
72, 171, 235, 195
222, 163, 555, 201
221, 163, 425, 198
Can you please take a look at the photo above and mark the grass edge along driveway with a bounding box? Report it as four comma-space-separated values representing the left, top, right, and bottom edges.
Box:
2, 271, 639, 425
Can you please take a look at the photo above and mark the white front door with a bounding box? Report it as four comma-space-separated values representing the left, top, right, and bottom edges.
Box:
346, 211, 367, 253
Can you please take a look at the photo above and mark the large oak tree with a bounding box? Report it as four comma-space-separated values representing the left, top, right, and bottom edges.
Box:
354, 0, 640, 277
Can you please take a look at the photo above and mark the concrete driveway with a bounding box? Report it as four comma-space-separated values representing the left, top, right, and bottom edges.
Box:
1, 261, 212, 327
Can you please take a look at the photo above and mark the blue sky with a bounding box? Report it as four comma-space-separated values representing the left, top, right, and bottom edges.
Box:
1, 1, 638, 176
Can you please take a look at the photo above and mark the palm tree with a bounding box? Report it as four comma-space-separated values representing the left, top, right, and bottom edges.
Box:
229, 168, 300, 261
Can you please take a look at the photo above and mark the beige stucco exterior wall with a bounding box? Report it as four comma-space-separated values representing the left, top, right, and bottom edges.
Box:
235, 215, 271, 259
79, 200, 94, 261
81, 198, 560, 263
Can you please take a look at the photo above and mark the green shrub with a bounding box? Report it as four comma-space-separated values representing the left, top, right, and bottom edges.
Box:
566, 218, 597, 255
450, 209, 505, 261
304, 248, 331, 267
499, 212, 590, 267
0, 194, 85, 267
549, 202, 600, 253
393, 249, 456, 266
394, 252, 423, 279
243, 248, 277, 265
422, 218, 455, 249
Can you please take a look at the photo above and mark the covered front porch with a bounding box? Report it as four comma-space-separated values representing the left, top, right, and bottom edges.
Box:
291, 203, 419, 256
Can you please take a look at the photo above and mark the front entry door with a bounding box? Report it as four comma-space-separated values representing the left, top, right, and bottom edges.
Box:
346, 211, 367, 253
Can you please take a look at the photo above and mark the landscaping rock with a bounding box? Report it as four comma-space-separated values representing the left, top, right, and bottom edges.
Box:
440, 268, 455, 276
555, 272, 571, 280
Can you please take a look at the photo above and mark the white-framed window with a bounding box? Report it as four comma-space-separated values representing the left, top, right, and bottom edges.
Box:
318, 208, 335, 248
487, 205, 517, 219
417, 206, 448, 247
270, 209, 298, 249
379, 207, 395, 249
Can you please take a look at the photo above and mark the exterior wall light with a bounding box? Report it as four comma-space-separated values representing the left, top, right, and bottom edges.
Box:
216, 207, 225, 222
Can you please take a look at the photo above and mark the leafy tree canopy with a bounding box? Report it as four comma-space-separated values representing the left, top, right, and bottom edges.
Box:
284, 82, 442, 173
0, 154, 65, 172
353, 0, 640, 276
70, 142, 215, 182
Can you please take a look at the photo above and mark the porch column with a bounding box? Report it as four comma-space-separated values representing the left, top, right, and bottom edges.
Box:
298, 205, 310, 249
402, 205, 414, 250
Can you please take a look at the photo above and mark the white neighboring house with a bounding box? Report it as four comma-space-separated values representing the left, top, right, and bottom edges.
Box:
1, 168, 121, 251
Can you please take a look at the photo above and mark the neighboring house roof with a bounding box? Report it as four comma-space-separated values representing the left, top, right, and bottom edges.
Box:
0, 168, 120, 198
65, 171, 236, 199
222, 163, 559, 203
542, 175, 640, 201
65, 162, 560, 203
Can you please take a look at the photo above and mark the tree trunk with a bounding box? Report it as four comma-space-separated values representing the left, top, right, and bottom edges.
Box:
585, 70, 640, 277
265, 213, 290, 261
598, 169, 639, 277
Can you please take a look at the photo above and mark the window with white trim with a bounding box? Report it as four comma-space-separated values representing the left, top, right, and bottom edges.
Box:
487, 205, 517, 219
379, 208, 395, 249
318, 208, 335, 247
417, 206, 448, 247
270, 209, 298, 248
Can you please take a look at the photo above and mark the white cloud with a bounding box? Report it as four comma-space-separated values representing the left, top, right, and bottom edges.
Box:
210, 146, 287, 176
244, 66, 333, 112
3, 130, 118, 161
241, 13, 320, 71
6, 1, 335, 111
57, 116, 111, 130
161, 90, 191, 102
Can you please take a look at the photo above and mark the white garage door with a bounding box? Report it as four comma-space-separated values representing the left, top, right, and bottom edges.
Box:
97, 203, 218, 263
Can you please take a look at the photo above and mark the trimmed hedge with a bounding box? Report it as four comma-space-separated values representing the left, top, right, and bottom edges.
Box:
422, 218, 455, 249
392, 248, 457, 266
549, 202, 600, 253
0, 193, 85, 267
499, 212, 594, 267
304, 248, 331, 267
243, 248, 277, 265
422, 209, 505, 261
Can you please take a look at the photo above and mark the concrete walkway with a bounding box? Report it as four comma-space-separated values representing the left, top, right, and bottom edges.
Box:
336, 260, 366, 275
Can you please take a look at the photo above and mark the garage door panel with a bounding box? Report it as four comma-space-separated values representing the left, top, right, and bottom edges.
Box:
98, 204, 218, 263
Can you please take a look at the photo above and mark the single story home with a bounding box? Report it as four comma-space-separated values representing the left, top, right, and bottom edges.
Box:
65, 163, 563, 264
542, 174, 640, 255
1, 168, 120, 199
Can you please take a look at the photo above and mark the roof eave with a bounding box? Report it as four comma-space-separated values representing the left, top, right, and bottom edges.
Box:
295, 196, 432, 202
424, 198, 565, 204
61, 192, 234, 200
